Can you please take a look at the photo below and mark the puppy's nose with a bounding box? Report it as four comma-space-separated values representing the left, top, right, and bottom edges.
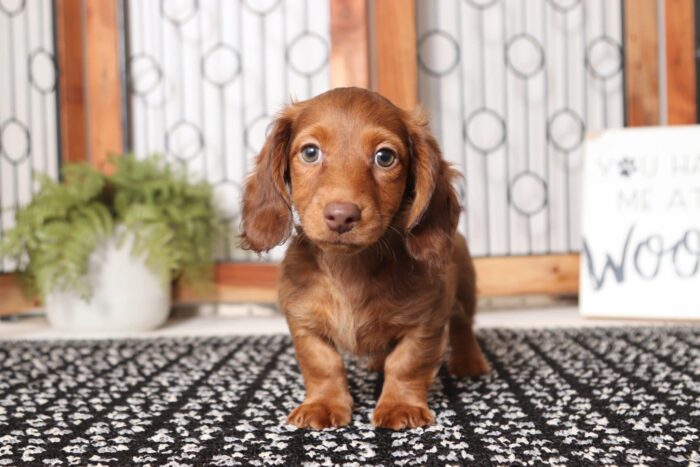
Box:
323, 202, 361, 233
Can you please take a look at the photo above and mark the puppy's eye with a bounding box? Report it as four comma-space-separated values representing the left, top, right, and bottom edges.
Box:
300, 144, 322, 163
374, 148, 396, 168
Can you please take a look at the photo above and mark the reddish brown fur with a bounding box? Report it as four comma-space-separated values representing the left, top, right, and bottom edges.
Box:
241, 87, 489, 430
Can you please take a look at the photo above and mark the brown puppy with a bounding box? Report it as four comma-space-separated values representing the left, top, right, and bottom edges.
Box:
241, 87, 489, 430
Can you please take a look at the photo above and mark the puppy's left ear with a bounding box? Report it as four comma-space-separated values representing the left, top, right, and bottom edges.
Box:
404, 110, 461, 271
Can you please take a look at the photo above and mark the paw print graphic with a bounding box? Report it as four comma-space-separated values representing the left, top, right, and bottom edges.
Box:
618, 158, 636, 177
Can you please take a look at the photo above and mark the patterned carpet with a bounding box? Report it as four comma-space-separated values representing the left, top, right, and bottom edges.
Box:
1, 327, 699, 466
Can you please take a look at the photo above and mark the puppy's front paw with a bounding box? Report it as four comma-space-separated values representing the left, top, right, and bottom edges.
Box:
288, 401, 352, 429
371, 403, 434, 430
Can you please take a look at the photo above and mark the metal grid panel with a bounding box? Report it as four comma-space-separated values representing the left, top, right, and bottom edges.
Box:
125, 0, 331, 261
0, 0, 60, 272
417, 0, 625, 257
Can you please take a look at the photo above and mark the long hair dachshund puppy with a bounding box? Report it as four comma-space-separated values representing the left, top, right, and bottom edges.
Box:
241, 87, 489, 430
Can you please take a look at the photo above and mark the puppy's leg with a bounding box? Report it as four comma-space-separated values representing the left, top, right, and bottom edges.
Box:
448, 308, 490, 377
287, 331, 353, 429
365, 353, 386, 372
372, 327, 445, 430
448, 235, 490, 377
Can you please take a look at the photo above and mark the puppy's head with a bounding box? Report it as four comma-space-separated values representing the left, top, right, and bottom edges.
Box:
240, 87, 460, 270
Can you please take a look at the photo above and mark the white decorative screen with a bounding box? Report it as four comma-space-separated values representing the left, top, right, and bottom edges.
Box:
0, 1, 60, 272
417, 0, 625, 257
125, 0, 331, 260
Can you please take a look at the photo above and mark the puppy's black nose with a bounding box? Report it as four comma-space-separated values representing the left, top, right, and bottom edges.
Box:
323, 202, 361, 233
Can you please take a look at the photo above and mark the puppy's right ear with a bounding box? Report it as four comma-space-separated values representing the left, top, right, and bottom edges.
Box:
240, 107, 298, 252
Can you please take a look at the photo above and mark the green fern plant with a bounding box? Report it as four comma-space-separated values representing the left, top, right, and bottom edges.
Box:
0, 154, 225, 300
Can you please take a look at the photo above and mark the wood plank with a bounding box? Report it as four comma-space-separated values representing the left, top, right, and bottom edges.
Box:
0, 274, 40, 316
372, 0, 417, 109
624, 0, 660, 126
174, 255, 580, 304
665, 0, 697, 124
475, 254, 579, 297
55, 0, 88, 163
174, 263, 279, 304
2, 253, 579, 315
330, 0, 370, 88
84, 0, 124, 172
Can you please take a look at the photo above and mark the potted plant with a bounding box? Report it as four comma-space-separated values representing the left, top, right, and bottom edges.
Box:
0, 155, 224, 332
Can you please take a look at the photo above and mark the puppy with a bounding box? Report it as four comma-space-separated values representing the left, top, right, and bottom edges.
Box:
241, 87, 489, 430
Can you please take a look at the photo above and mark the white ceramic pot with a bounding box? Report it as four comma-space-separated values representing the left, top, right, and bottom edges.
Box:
45, 228, 171, 332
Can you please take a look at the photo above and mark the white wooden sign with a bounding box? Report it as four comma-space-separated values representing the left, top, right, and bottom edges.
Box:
580, 126, 700, 319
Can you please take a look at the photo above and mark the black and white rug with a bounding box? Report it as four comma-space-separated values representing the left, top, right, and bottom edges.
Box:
1, 327, 699, 466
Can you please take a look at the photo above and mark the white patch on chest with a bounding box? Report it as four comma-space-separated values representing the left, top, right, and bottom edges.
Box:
324, 297, 359, 353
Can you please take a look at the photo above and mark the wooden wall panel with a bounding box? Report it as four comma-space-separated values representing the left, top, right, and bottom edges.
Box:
55, 0, 87, 164
665, 0, 697, 124
475, 254, 579, 297
2, 252, 580, 314
330, 0, 370, 88
172, 255, 580, 304
624, 0, 660, 126
174, 264, 279, 305
0, 276, 40, 316
84, 0, 124, 172
372, 0, 417, 109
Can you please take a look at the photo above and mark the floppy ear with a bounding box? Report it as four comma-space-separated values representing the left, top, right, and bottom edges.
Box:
240, 107, 297, 252
404, 111, 461, 270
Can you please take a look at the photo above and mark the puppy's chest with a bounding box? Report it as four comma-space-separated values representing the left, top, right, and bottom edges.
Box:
321, 305, 387, 355
317, 281, 412, 355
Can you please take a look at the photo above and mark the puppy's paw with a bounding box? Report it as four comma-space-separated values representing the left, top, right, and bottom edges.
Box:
288, 401, 352, 429
371, 403, 434, 430
448, 352, 490, 377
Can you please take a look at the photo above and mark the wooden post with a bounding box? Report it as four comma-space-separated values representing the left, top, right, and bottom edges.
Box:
665, 0, 697, 124
58, 0, 125, 167
84, 0, 124, 172
372, 0, 417, 109
330, 0, 370, 88
624, 0, 660, 126
56, 0, 87, 164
